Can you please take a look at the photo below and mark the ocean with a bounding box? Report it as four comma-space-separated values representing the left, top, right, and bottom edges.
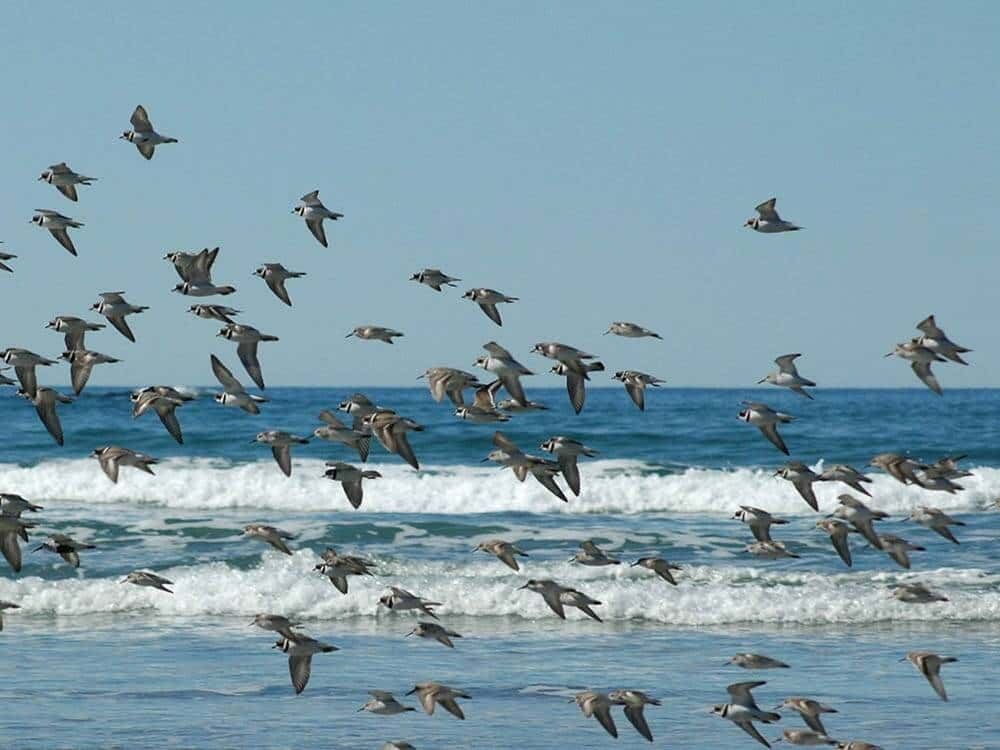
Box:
1, 386, 998, 749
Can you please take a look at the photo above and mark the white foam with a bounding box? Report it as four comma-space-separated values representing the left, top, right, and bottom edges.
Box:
0, 458, 995, 515
2, 553, 997, 625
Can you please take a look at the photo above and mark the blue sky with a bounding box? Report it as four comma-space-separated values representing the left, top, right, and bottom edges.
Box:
1, 2, 996, 388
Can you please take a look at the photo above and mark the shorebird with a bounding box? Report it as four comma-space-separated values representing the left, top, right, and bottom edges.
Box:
758, 354, 815, 398
243, 524, 295, 555
120, 105, 177, 159
574, 691, 618, 738
474, 342, 533, 407
473, 539, 529, 571
570, 540, 621, 566
903, 651, 956, 701
733, 506, 789, 543
908, 507, 965, 544
45, 316, 104, 351
217, 323, 278, 390
252, 431, 309, 477
59, 349, 120, 395
314, 548, 376, 594
31, 209, 83, 255
359, 690, 416, 715
831, 495, 888, 548
775, 697, 838, 735
738, 402, 793, 455
817, 465, 872, 496
379, 587, 441, 619
604, 321, 661, 339
91, 292, 148, 343
419, 367, 481, 406
774, 463, 821, 511
915, 315, 971, 365
254, 263, 305, 306
210, 355, 267, 415
612, 370, 665, 411
406, 683, 470, 719
609, 689, 661, 742
314, 411, 370, 462
346, 326, 404, 344
38, 162, 96, 201
539, 436, 598, 496
712, 681, 782, 748
631, 556, 682, 585
729, 654, 790, 670
292, 190, 343, 247
410, 268, 460, 291
20, 387, 73, 445
91, 446, 158, 483
462, 288, 518, 326
324, 462, 382, 508
272, 633, 338, 694
33, 534, 95, 568
745, 197, 801, 233
815, 519, 853, 567
406, 621, 462, 648
885, 340, 945, 395
122, 571, 173, 593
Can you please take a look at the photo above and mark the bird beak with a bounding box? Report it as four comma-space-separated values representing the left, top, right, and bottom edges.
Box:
883, 351, 895, 358
757, 377, 767, 384
405, 687, 416, 695
516, 583, 529, 590
405, 630, 414, 637
629, 561, 639, 567
120, 579, 128, 584
345, 332, 354, 338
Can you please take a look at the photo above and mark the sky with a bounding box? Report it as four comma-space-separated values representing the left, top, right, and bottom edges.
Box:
1, 2, 997, 388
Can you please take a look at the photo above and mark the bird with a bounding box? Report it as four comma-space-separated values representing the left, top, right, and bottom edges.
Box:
733, 506, 789, 542
817, 465, 872, 496
292, 190, 343, 247
381, 743, 416, 750
815, 519, 853, 567
729, 654, 790, 669
419, 367, 481, 406
777, 729, 838, 746
91, 446, 158, 483
574, 691, 618, 738
45, 316, 105, 350
474, 342, 533, 407
835, 743, 884, 750
745, 198, 801, 232
20, 387, 73, 445
904, 651, 956, 701
497, 397, 548, 412
738, 402, 793, 455
892, 582, 948, 604
38, 162, 96, 202
250, 613, 301, 638
131, 386, 190, 444
908, 507, 965, 544
272, 633, 338, 694
378, 587, 441, 619
323, 462, 382, 508
712, 681, 782, 748
604, 321, 661, 339
0, 368, 17, 387
314, 411, 370, 461
551, 361, 605, 414
0, 516, 32, 572
254, 263, 305, 306
758, 354, 816, 399
774, 463, 821, 511
885, 340, 945, 395
406, 683, 470, 719
831, 495, 888, 548
570, 540, 621, 566
0, 601, 19, 631
746, 541, 799, 559
91, 292, 149, 343
609, 689, 661, 742
30, 209, 83, 255
538, 436, 597, 496
410, 268, 460, 291
461, 288, 518, 326
406, 621, 462, 648
365, 411, 424, 469
915, 315, 970, 365
631, 556, 682, 585
252, 431, 309, 477
120, 105, 178, 159
454, 381, 508, 423
243, 524, 295, 555
1, 348, 57, 398
877, 533, 925, 569
346, 326, 404, 344
531, 341, 597, 372
122, 571, 174, 594
0, 244, 15, 273
776, 698, 838, 735
867, 452, 921, 484
518, 579, 602, 621
167, 247, 236, 296
217, 323, 278, 389
359, 690, 416, 715
485, 432, 568, 501
59, 349, 121, 395
33, 534, 95, 568
0, 494, 43, 517
612, 370, 665, 411
210, 355, 267, 414
473, 539, 529, 571
188, 304, 241, 324
314, 547, 376, 593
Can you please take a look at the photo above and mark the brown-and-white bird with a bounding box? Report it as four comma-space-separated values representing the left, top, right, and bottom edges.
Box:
904, 651, 957, 701
91, 446, 158, 483
738, 402, 793, 455
609, 689, 661, 742
252, 431, 309, 477
59, 349, 121, 395
273, 633, 339, 694
254, 263, 305, 306
461, 288, 518, 326
292, 190, 343, 247
33, 534, 95, 568
406, 683, 470, 719
120, 105, 178, 159
91, 292, 149, 343
473, 539, 529, 571
243, 524, 295, 555
612, 370, 665, 411
30, 209, 83, 255
574, 691, 618, 738
132, 386, 191, 444
406, 621, 462, 648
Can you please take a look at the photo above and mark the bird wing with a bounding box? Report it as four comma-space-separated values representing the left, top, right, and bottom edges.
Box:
533, 471, 568, 502
49, 228, 77, 256
105, 313, 136, 343
924, 662, 949, 701
592, 701, 618, 738
557, 454, 581, 496
392, 432, 420, 470
56, 183, 79, 202
911, 361, 942, 395
271, 446, 292, 477
540, 587, 566, 619
237, 341, 265, 389
15, 366, 38, 398
211, 355, 245, 394
70, 360, 92, 395
727, 681, 766, 707
565, 372, 586, 414
265, 274, 293, 306
830, 527, 853, 567
318, 410, 347, 427
300, 190, 321, 205
130, 105, 153, 132
755, 198, 780, 221
736, 719, 772, 748
478, 303, 503, 326
493, 431, 520, 452
36, 395, 65, 446
774, 353, 801, 374
758, 424, 789, 455
98, 452, 120, 483
483, 341, 513, 358
0, 532, 22, 572
342, 480, 364, 509
498, 373, 528, 407
136, 143, 156, 160
623, 704, 653, 742
156, 403, 184, 445
305, 217, 328, 247
288, 654, 312, 694
624, 379, 646, 410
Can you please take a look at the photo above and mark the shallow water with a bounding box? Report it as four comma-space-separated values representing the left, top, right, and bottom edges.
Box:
1, 387, 997, 749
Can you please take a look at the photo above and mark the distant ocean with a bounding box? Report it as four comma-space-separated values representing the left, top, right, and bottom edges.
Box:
1, 387, 998, 749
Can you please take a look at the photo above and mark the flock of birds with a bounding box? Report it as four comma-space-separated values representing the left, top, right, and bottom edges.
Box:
0, 109, 984, 749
